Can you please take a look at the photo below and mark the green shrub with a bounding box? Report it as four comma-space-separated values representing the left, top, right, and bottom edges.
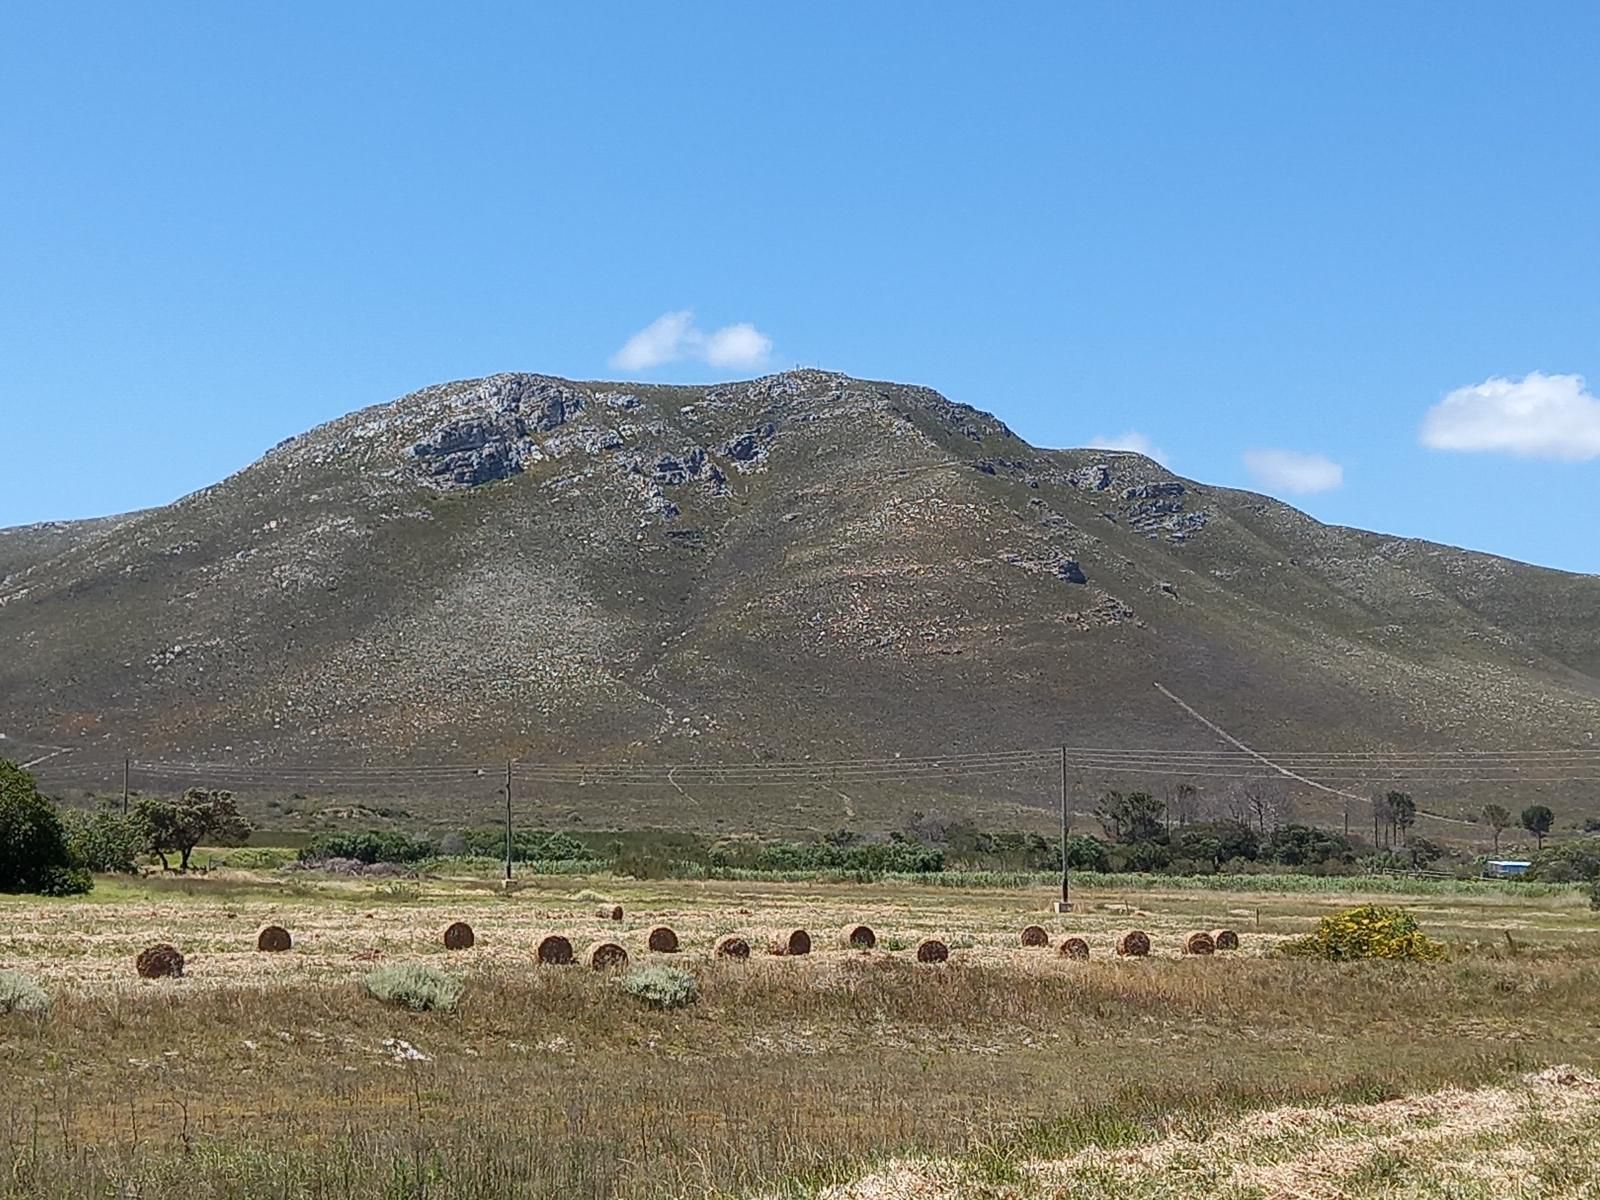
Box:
0, 969, 50, 1015
1281, 904, 1446, 962
63, 805, 141, 873
458, 829, 597, 862
0, 762, 91, 895
753, 837, 944, 874
363, 964, 463, 1011
621, 965, 698, 1009
1526, 838, 1600, 884
301, 831, 436, 865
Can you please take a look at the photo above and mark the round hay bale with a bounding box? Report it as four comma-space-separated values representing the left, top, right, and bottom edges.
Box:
1116, 930, 1151, 957
843, 924, 877, 950
916, 938, 950, 963
256, 924, 292, 953
1057, 936, 1090, 960
769, 928, 811, 957
715, 934, 751, 960
596, 904, 624, 921
443, 921, 476, 951
135, 943, 185, 979
1020, 924, 1050, 948
1211, 928, 1240, 951
1184, 931, 1216, 956
536, 934, 575, 965
586, 940, 629, 971
647, 925, 680, 953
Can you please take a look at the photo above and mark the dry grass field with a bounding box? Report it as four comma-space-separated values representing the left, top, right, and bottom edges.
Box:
3, 870, 1600, 1198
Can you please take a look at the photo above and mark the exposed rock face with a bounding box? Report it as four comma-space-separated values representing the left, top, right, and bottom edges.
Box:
722, 423, 777, 471
1069, 464, 1113, 491
408, 376, 587, 489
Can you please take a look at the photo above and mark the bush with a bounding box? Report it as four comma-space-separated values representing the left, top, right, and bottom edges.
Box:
0, 761, 91, 895
458, 829, 597, 862
622, 965, 698, 1009
363, 964, 463, 1012
301, 831, 436, 866
1526, 838, 1600, 884
753, 837, 944, 874
1281, 904, 1446, 962
0, 969, 50, 1015
63, 805, 141, 873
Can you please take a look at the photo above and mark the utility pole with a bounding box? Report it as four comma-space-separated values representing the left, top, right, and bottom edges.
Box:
1055, 746, 1073, 913
122, 755, 130, 816
504, 760, 514, 883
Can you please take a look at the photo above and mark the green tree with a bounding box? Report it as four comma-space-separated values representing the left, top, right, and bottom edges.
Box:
1387, 792, 1416, 845
63, 804, 141, 873
1482, 804, 1512, 854
1406, 836, 1445, 871
1094, 791, 1166, 844
0, 760, 91, 895
1521, 804, 1554, 851
133, 788, 250, 871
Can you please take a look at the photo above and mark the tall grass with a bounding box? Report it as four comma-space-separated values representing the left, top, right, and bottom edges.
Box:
0, 956, 1580, 1199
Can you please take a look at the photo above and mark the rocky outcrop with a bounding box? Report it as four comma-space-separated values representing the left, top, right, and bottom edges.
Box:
408, 377, 587, 489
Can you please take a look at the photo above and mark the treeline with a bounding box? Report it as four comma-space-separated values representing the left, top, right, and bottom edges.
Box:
2, 759, 250, 896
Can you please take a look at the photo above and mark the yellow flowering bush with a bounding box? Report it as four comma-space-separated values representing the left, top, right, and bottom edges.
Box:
1281, 904, 1446, 962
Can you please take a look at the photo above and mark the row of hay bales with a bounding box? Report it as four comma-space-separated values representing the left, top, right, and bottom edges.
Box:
1018, 924, 1241, 958
129, 921, 1241, 979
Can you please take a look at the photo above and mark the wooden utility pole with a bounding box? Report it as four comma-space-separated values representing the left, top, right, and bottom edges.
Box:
504, 760, 514, 882
1055, 747, 1073, 913
122, 755, 130, 816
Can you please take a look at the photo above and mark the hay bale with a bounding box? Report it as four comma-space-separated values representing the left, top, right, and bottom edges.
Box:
1020, 924, 1050, 948
586, 940, 629, 971
1211, 928, 1240, 951
256, 924, 292, 953
536, 934, 575, 965
647, 925, 680, 953
1116, 930, 1151, 957
135, 943, 185, 979
768, 928, 811, 957
1184, 931, 1216, 956
843, 924, 877, 950
596, 904, 624, 921
442, 921, 476, 951
1057, 936, 1090, 960
715, 934, 751, 960
916, 938, 949, 963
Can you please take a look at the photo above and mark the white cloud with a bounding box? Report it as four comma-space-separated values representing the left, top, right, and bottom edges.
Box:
610, 310, 773, 373
1088, 430, 1168, 463
1242, 448, 1344, 495
1420, 372, 1600, 462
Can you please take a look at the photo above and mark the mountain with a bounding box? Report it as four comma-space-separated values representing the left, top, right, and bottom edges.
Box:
3, 370, 1598, 836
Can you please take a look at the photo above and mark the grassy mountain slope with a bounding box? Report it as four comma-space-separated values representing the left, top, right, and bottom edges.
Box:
2, 370, 1597, 834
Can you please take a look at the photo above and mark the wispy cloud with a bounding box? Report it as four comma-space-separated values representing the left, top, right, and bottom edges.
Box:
611, 310, 774, 372
1421, 372, 1600, 462
1242, 448, 1344, 495
1088, 430, 1168, 463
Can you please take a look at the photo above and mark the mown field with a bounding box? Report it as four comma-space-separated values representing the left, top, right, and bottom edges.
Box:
3, 870, 1600, 1198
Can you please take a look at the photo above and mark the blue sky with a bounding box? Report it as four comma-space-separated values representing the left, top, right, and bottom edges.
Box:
3, 5, 1598, 572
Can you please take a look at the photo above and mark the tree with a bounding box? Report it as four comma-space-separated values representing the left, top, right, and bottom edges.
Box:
1406, 836, 1445, 871
63, 804, 141, 873
0, 759, 91, 895
1371, 792, 1394, 848
1094, 791, 1166, 844
1387, 792, 1416, 845
1168, 783, 1201, 828
133, 788, 250, 871
1521, 804, 1554, 851
1482, 804, 1512, 854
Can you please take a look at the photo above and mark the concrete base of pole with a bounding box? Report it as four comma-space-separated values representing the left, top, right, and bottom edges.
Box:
1052, 900, 1074, 914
